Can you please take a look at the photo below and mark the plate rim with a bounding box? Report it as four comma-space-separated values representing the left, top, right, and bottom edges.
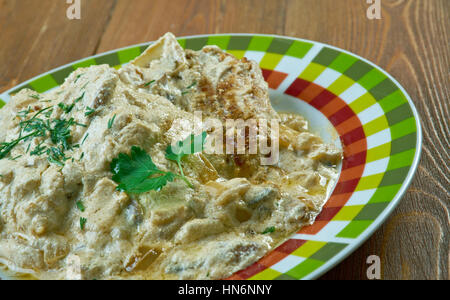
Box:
0, 33, 423, 280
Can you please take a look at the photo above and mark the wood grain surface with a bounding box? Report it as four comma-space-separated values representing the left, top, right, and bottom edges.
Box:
0, 0, 448, 280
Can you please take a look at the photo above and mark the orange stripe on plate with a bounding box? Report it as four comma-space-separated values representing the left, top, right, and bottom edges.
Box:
267, 71, 288, 89
258, 250, 289, 267
298, 220, 328, 234
339, 164, 365, 181
324, 193, 353, 208
335, 115, 361, 136
298, 83, 324, 102
344, 139, 367, 157
320, 98, 348, 117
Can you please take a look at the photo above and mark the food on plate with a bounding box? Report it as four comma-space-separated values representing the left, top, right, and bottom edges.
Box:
0, 33, 342, 279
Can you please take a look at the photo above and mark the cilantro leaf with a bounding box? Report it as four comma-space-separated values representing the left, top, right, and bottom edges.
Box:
80, 217, 87, 230
111, 146, 175, 194
165, 131, 207, 163
165, 132, 207, 188
262, 226, 276, 234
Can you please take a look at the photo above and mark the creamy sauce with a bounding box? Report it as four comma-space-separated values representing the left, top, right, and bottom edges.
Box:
0, 33, 342, 280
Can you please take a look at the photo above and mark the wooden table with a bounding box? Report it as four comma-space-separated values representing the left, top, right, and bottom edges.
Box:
0, 0, 448, 280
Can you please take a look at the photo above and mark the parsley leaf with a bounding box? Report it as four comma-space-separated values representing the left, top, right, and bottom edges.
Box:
80, 217, 87, 230
76, 201, 85, 212
262, 226, 276, 234
110, 146, 175, 194
144, 80, 155, 87
108, 114, 116, 129
165, 132, 207, 188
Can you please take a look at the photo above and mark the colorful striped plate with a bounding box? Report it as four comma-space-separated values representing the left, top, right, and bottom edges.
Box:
0, 34, 422, 280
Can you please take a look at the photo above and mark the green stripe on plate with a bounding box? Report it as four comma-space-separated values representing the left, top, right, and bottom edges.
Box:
390, 133, 417, 156
96, 52, 121, 67
73, 58, 97, 69
368, 184, 402, 203
117, 47, 142, 64
299, 62, 326, 82
185, 37, 209, 50
248, 36, 273, 52
363, 115, 389, 137
349, 93, 377, 114
366, 142, 391, 162
206, 35, 231, 50
29, 74, 59, 93
227, 36, 252, 50
249, 268, 282, 280
285, 40, 313, 59
274, 274, 298, 280
336, 220, 374, 238
344, 59, 374, 82
354, 202, 389, 220
386, 103, 414, 126
0, 97, 5, 108
286, 259, 324, 279
390, 117, 417, 140
369, 78, 399, 101
9, 84, 34, 95
357, 68, 387, 91
327, 74, 355, 95
379, 166, 411, 187
312, 47, 341, 66
328, 52, 359, 73
52, 67, 75, 84
266, 37, 294, 55
309, 242, 348, 261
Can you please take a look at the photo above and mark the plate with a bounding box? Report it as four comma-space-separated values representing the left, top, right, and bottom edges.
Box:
0, 34, 422, 280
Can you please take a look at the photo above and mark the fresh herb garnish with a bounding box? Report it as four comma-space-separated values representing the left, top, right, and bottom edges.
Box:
30, 94, 40, 100
110, 146, 176, 194
74, 74, 84, 83
76, 201, 85, 212
81, 133, 89, 145
85, 107, 95, 116
108, 114, 116, 129
74, 92, 85, 103
58, 102, 75, 114
165, 132, 207, 188
0, 105, 86, 166
110, 133, 207, 194
144, 80, 155, 87
181, 81, 197, 95
80, 217, 87, 230
262, 226, 276, 234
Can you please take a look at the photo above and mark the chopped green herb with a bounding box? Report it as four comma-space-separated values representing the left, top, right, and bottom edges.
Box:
262, 226, 276, 234
58, 102, 75, 114
9, 155, 22, 161
80, 217, 87, 230
85, 107, 95, 116
81, 133, 89, 145
79, 152, 85, 161
74, 92, 85, 103
108, 114, 117, 129
74, 73, 84, 83
110, 146, 176, 194
181, 81, 197, 95
76, 201, 85, 212
30, 94, 40, 100
165, 132, 207, 188
144, 80, 155, 87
